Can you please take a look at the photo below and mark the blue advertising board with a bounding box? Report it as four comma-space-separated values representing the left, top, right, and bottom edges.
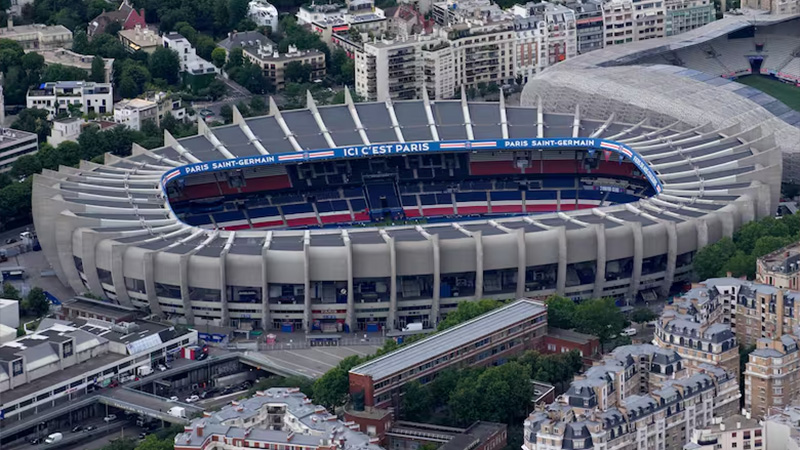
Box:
161, 137, 663, 194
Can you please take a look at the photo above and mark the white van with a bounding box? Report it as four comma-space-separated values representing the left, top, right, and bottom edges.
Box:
621, 328, 638, 336
45, 433, 63, 444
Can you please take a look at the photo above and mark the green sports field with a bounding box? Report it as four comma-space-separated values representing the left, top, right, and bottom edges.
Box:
736, 75, 800, 112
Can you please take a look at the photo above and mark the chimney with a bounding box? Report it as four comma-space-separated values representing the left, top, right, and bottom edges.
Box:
196, 423, 204, 437
720, 423, 725, 431
777, 290, 785, 336
736, 422, 741, 429
140, 8, 145, 18
7, 16, 13, 29
726, 271, 732, 278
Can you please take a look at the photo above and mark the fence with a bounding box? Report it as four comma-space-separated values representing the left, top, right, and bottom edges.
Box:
218, 336, 388, 352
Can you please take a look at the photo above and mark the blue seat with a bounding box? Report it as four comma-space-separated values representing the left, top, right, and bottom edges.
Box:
212, 211, 246, 222
490, 191, 522, 201
282, 203, 314, 214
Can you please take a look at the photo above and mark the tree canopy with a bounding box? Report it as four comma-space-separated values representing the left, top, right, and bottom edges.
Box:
545, 295, 628, 343
437, 299, 506, 331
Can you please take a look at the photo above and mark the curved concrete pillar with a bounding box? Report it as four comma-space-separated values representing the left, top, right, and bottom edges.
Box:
696, 219, 709, 250
219, 252, 230, 327
628, 222, 644, 298
474, 231, 484, 300
719, 210, 735, 239
387, 236, 398, 330
516, 228, 526, 299
431, 233, 441, 325
592, 224, 607, 298
556, 227, 568, 295
303, 239, 311, 331
179, 255, 196, 325
662, 221, 678, 297
344, 236, 355, 331
143, 252, 164, 317
55, 217, 87, 294
260, 243, 271, 332
110, 243, 133, 307
81, 231, 105, 297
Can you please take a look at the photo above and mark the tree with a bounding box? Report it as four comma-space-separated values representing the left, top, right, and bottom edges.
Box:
312, 355, 362, 410
437, 299, 505, 331
401, 380, 432, 422
133, 434, 173, 450
100, 438, 137, 450
11, 108, 51, 141
545, 295, 577, 329
90, 56, 106, 82
149, 47, 182, 86
231, 60, 273, 94
2, 282, 21, 300
219, 104, 233, 123
693, 237, 737, 281
194, 35, 217, 61
225, 47, 245, 71
573, 297, 627, 343
24, 287, 51, 317
72, 30, 90, 53
211, 47, 227, 68
42, 64, 89, 82
228, 0, 249, 27
9, 154, 42, 179
630, 307, 658, 325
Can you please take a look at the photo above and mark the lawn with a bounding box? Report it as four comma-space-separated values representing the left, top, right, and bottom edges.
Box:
736, 75, 800, 112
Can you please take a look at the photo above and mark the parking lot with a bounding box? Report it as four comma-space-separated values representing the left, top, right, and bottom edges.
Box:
0, 248, 75, 302
256, 345, 383, 378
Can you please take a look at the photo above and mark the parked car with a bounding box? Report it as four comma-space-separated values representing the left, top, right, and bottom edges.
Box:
167, 396, 179, 402
138, 433, 148, 440
103, 414, 117, 423
84, 425, 96, 432
199, 109, 214, 118
71, 425, 82, 433
221, 386, 234, 395
185, 395, 200, 403
157, 364, 167, 372
5, 238, 17, 244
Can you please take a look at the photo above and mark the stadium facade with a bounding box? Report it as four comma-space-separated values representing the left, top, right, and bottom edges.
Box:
33, 79, 782, 332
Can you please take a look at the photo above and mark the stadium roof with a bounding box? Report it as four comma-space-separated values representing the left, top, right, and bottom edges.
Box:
350, 299, 546, 380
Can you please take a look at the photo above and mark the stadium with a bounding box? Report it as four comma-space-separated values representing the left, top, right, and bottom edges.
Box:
32, 19, 794, 331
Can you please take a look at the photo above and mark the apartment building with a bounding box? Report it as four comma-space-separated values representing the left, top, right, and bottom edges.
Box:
745, 333, 800, 419
763, 404, 800, 450
431, 0, 512, 26
243, 43, 326, 91
523, 345, 741, 450
757, 242, 800, 290
38, 49, 115, 83
357, 35, 427, 102
247, 0, 279, 30
741, 0, 800, 14
26, 81, 113, 118
0, 19, 73, 51
47, 117, 83, 146
734, 283, 799, 347
686, 414, 763, 450
349, 299, 548, 409
512, 2, 578, 83
118, 24, 160, 53
114, 92, 185, 131
564, 0, 604, 54
163, 32, 219, 81
665, 0, 715, 36
174, 388, 383, 450
601, 0, 665, 46
0, 128, 38, 173
654, 284, 739, 377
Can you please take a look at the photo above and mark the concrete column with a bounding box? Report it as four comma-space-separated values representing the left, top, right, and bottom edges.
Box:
474, 231, 484, 300
260, 244, 271, 332
303, 239, 311, 332
556, 227, 568, 295
516, 228, 526, 299
592, 224, 607, 299
55, 218, 86, 294
179, 255, 196, 325
81, 232, 105, 298
110, 244, 133, 307
696, 219, 709, 250
719, 210, 735, 239
431, 234, 441, 326
388, 236, 397, 331
628, 222, 644, 299
219, 252, 230, 327
143, 252, 164, 317
777, 290, 785, 336
661, 221, 678, 297
345, 235, 355, 332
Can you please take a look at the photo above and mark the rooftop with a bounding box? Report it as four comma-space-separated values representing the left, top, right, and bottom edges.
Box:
759, 241, 800, 275
350, 299, 546, 380
546, 327, 597, 345
217, 30, 274, 52
0, 23, 72, 37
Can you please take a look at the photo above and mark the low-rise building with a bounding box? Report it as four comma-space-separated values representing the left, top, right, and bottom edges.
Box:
27, 81, 113, 118
218, 31, 275, 56
297, 1, 347, 25
0, 19, 73, 51
247, 0, 279, 30
118, 24, 160, 53
685, 414, 763, 450
163, 32, 219, 90
87, 0, 147, 38
386, 421, 507, 450
0, 128, 38, 173
349, 299, 548, 409
174, 388, 384, 450
0, 298, 20, 330
47, 117, 84, 146
113, 92, 185, 130
741, 0, 800, 14
757, 241, 800, 290
763, 404, 800, 450
244, 43, 326, 90
38, 48, 115, 83
543, 327, 601, 363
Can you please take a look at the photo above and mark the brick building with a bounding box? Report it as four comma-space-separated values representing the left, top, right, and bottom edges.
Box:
543, 327, 600, 363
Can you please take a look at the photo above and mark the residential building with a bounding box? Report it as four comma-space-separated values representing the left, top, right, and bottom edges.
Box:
757, 241, 800, 290
564, 0, 604, 54
444, 21, 517, 92
217, 31, 275, 56
356, 35, 434, 102
47, 117, 84, 146
247, 0, 279, 30
118, 24, 160, 53
432, 0, 512, 26
87, 0, 147, 38
745, 332, 800, 419
162, 32, 218, 90
297, 1, 347, 25
763, 404, 800, 450
601, 0, 665, 47
310, 12, 387, 46
654, 283, 739, 377
0, 298, 19, 330
385, 421, 507, 450
243, 43, 326, 90
26, 81, 113, 118
512, 2, 578, 83
386, 4, 432, 39
741, 0, 800, 14
348, 299, 548, 409
665, 0, 715, 36
39, 48, 115, 83
0, 313, 197, 419
0, 128, 38, 173
0, 19, 73, 51
173, 388, 384, 450
543, 327, 601, 363
114, 92, 185, 131
523, 345, 741, 450
685, 414, 763, 450
732, 281, 798, 346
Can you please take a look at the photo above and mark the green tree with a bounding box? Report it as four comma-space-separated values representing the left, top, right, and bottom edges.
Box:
312, 355, 362, 410
228, 0, 249, 27
401, 380, 432, 422
11, 108, 51, 141
574, 297, 627, 343
211, 47, 227, 68
149, 47, 182, 85
284, 61, 312, 83
545, 295, 577, 329
194, 35, 217, 61
231, 60, 272, 94
225, 47, 245, 71
630, 307, 658, 325
90, 55, 106, 82
437, 299, 505, 331
2, 282, 21, 300
693, 237, 737, 280
9, 154, 42, 179
42, 64, 89, 82
219, 104, 233, 123
133, 434, 173, 450
24, 287, 51, 317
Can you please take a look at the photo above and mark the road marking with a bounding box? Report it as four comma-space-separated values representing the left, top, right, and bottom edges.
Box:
336, 347, 370, 357
257, 353, 325, 377
285, 350, 336, 369
311, 348, 351, 361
